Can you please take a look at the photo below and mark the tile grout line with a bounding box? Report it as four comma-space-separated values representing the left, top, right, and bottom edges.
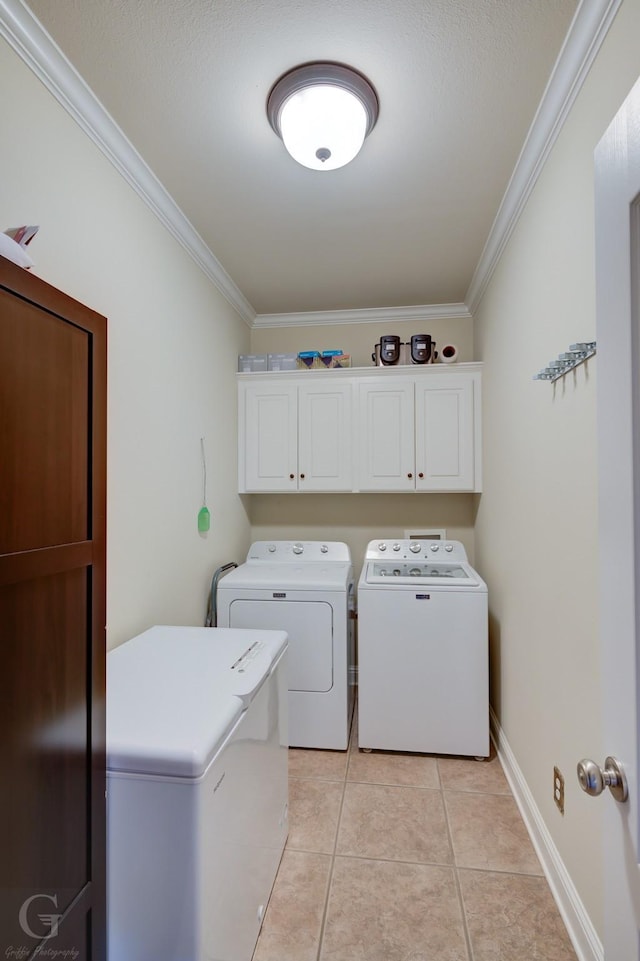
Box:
314, 777, 346, 961
313, 702, 356, 961
438, 759, 476, 961
281, 844, 546, 877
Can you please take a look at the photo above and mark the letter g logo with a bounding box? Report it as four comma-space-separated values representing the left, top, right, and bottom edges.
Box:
18, 893, 62, 940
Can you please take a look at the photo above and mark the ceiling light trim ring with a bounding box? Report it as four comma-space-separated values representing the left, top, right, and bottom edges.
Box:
267, 62, 379, 139
267, 62, 379, 170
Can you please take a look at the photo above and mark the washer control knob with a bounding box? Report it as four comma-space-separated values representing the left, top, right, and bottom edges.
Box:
378, 542, 387, 551
292, 543, 304, 555
445, 544, 454, 552
267, 544, 276, 553
409, 543, 421, 553
320, 544, 328, 553
430, 544, 440, 552
392, 543, 401, 552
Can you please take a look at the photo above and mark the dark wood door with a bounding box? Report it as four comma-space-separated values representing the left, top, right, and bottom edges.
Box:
0, 255, 107, 959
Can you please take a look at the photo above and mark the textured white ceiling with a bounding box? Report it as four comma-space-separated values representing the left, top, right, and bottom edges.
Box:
25, 0, 578, 315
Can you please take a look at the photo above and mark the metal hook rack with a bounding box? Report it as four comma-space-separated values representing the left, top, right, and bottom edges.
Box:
533, 342, 596, 382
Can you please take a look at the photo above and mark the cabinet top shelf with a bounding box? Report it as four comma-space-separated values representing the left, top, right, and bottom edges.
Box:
237, 362, 482, 380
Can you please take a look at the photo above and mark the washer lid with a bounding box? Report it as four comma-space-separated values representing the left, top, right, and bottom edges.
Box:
107, 625, 287, 779
371, 561, 469, 579
361, 560, 484, 588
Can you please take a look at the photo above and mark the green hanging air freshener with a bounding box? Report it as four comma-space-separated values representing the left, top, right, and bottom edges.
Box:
198, 438, 210, 532
198, 505, 210, 532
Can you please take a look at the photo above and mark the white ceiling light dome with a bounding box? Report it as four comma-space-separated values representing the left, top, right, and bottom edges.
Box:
267, 63, 379, 171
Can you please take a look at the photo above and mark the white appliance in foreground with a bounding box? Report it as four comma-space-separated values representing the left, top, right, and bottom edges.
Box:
358, 540, 489, 757
107, 625, 288, 961
217, 541, 354, 750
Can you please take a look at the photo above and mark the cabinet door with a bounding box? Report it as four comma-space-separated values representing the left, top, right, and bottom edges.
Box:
415, 375, 475, 490
0, 256, 107, 958
357, 381, 415, 491
241, 383, 298, 491
298, 383, 353, 491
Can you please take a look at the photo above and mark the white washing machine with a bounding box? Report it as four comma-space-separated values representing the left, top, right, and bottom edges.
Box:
358, 539, 489, 757
217, 541, 354, 750
107, 625, 288, 961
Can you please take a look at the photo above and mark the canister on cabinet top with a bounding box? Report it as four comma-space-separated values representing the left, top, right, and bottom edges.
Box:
407, 334, 436, 364
372, 335, 402, 366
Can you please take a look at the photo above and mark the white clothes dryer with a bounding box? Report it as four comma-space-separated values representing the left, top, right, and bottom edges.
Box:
358, 539, 489, 757
217, 541, 354, 750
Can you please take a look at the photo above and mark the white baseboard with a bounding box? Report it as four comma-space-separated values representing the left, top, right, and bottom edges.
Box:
490, 707, 603, 961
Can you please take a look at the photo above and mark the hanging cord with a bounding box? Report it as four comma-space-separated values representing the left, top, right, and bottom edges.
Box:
198, 438, 211, 532
201, 437, 207, 506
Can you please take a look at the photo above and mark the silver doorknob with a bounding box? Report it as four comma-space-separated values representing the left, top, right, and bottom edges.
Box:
577, 756, 628, 802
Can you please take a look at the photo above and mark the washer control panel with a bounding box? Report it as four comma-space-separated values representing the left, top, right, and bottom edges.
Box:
365, 539, 468, 562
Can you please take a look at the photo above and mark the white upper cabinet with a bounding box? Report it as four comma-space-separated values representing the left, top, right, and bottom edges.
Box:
239, 380, 352, 492
356, 372, 480, 492
241, 382, 297, 491
357, 380, 415, 491
238, 365, 482, 493
415, 375, 476, 491
297, 383, 353, 491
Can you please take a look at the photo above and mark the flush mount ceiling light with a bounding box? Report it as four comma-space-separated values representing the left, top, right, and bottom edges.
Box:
267, 62, 379, 171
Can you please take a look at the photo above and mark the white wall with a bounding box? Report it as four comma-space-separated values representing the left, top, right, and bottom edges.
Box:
0, 38, 252, 648
474, 0, 640, 936
249, 492, 478, 587
251, 316, 474, 369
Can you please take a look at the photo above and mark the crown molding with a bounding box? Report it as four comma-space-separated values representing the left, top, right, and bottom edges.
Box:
465, 0, 623, 314
1, 0, 621, 328
0, 0, 257, 327
254, 302, 472, 328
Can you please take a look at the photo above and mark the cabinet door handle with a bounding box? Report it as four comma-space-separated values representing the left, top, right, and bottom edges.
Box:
418, 472, 424, 479
407, 472, 413, 479
300, 473, 305, 480
289, 473, 295, 480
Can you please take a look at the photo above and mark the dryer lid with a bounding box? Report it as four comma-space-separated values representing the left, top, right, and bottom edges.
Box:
107, 625, 287, 779
219, 560, 353, 592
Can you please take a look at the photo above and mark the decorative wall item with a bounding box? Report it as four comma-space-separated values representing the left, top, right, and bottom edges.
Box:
533, 342, 596, 382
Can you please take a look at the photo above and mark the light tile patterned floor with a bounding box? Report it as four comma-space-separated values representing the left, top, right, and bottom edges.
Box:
253, 709, 577, 961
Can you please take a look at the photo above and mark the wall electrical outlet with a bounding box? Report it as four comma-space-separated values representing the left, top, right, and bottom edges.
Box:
553, 766, 565, 814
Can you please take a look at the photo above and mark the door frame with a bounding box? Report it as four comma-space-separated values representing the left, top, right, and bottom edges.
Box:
595, 73, 640, 960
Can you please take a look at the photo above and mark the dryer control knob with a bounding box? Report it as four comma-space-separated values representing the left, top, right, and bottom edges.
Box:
268, 544, 276, 552
378, 542, 387, 551
321, 544, 328, 553
430, 544, 440, 552
392, 543, 401, 551
293, 543, 304, 555
445, 544, 454, 552
409, 543, 421, 553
